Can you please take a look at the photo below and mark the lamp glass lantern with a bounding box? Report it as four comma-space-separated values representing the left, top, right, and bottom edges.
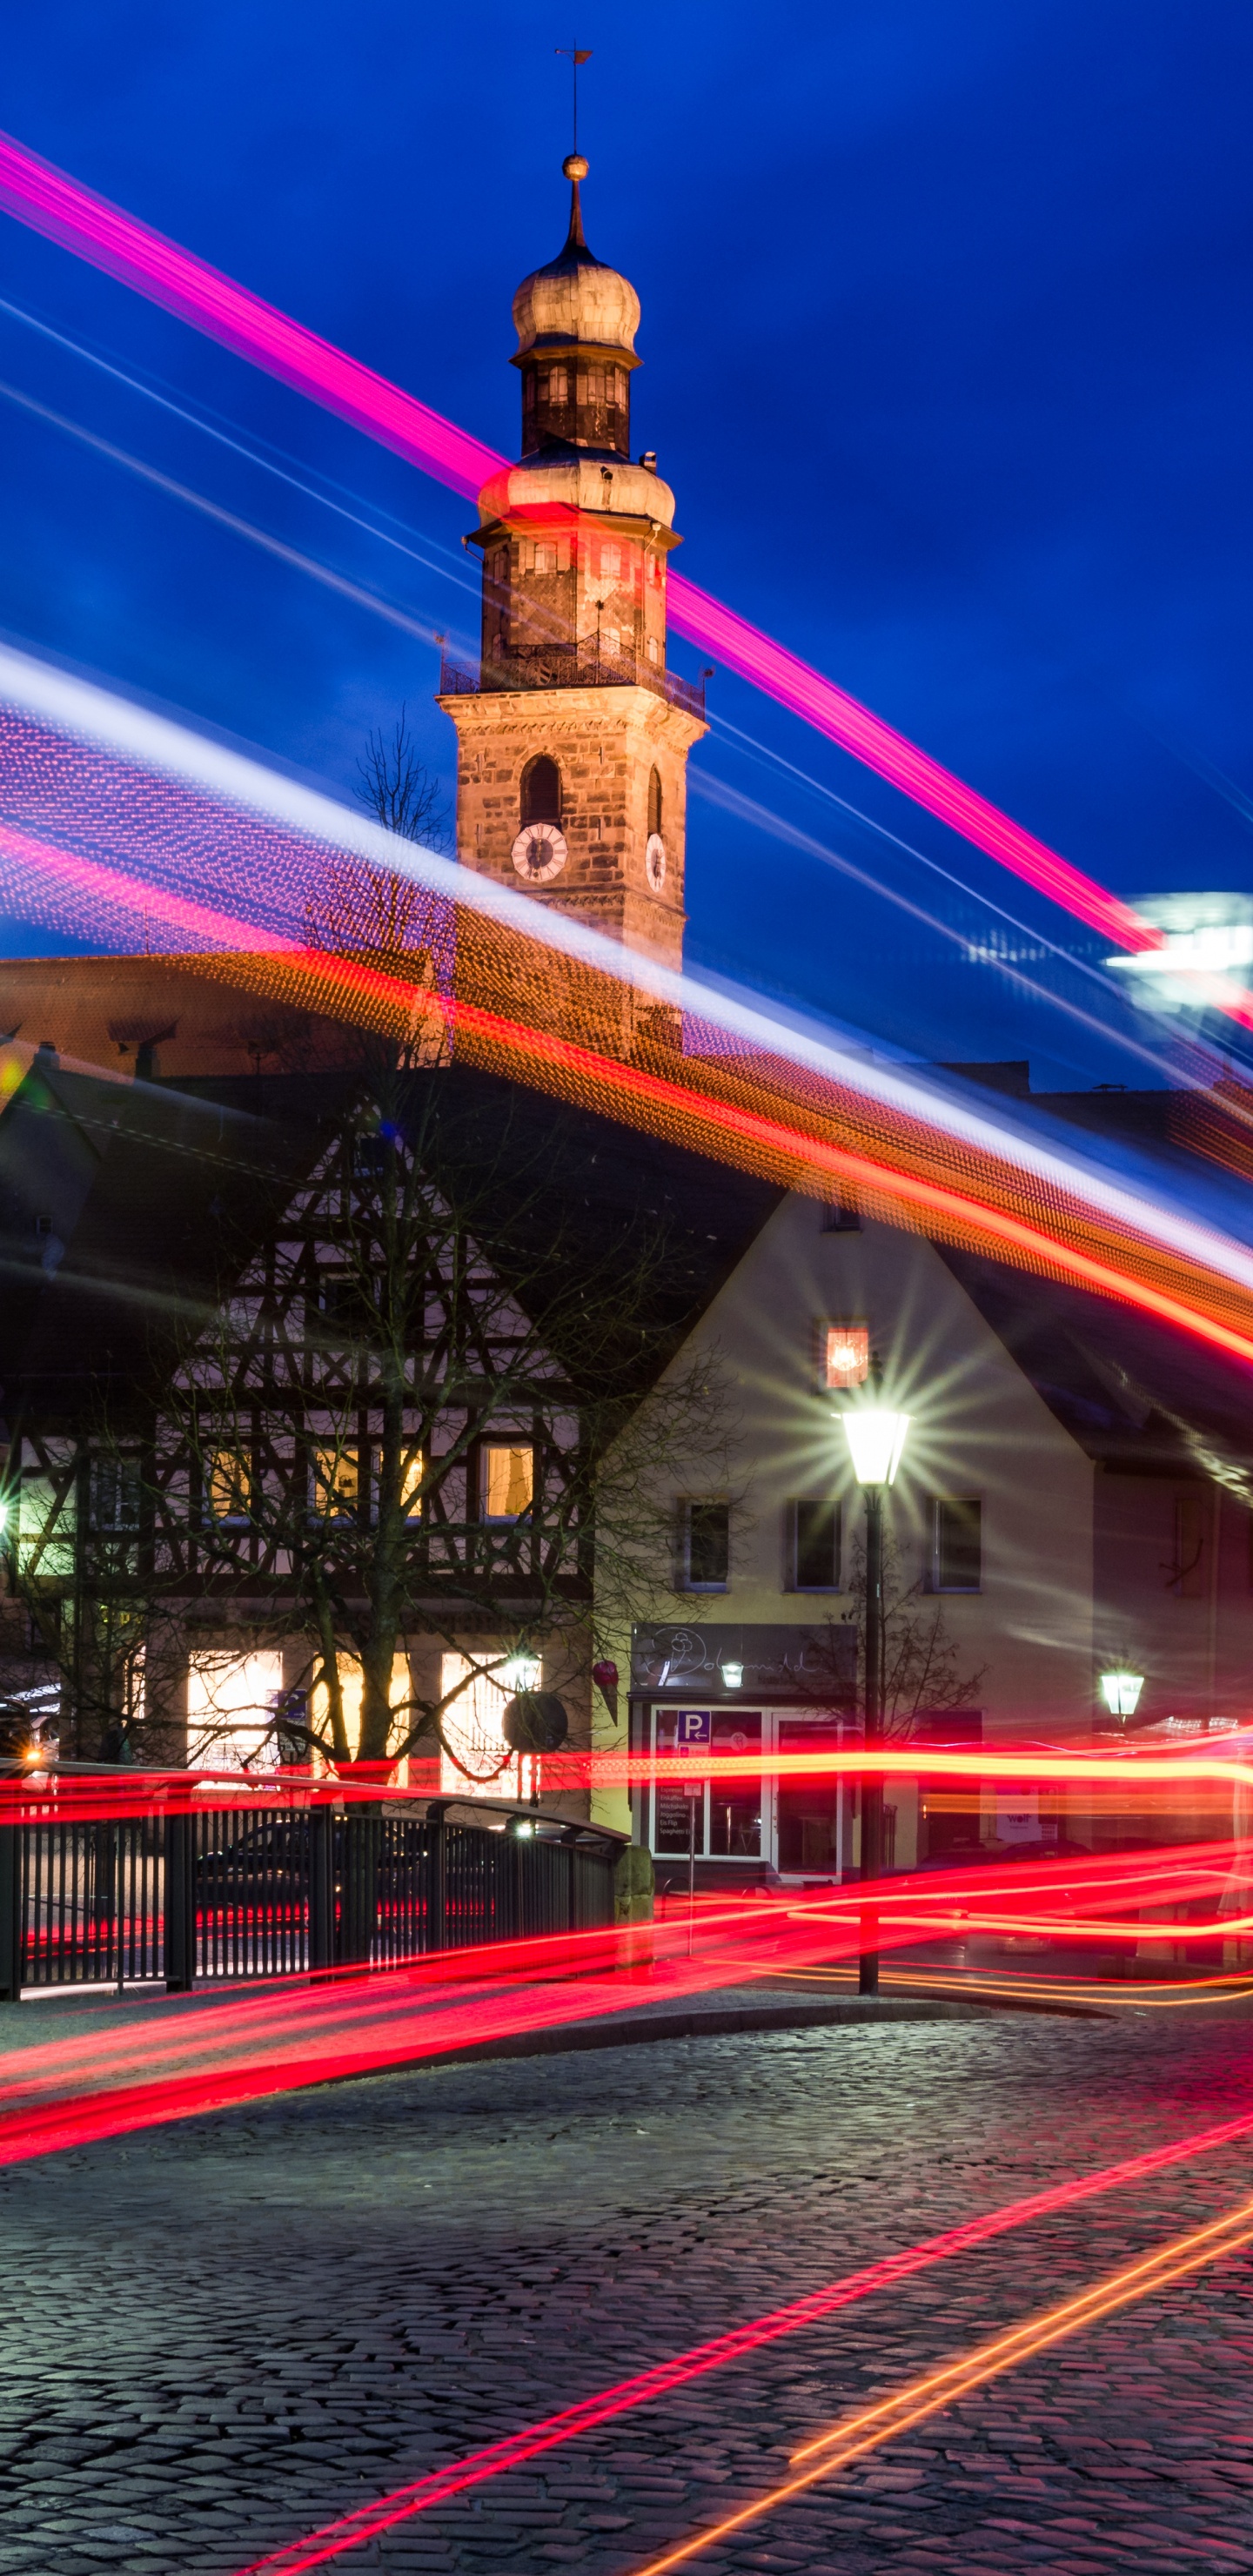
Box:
1099, 1668, 1144, 1719
840, 1408, 912, 1488
720, 1661, 744, 1691
502, 1652, 542, 1692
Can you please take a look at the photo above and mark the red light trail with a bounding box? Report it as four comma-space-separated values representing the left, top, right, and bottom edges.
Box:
4, 786, 1253, 1369
0, 125, 1166, 958
0, 1836, 1246, 2164
231, 2103, 1253, 2573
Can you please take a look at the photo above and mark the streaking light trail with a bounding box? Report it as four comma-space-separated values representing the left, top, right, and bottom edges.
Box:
0, 124, 1164, 957
0, 1840, 1247, 2163
628, 2192, 1253, 2575
2, 646, 1252, 1365
232, 2105, 1253, 2573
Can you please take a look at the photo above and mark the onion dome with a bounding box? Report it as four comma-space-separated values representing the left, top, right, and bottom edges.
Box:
512, 158, 640, 460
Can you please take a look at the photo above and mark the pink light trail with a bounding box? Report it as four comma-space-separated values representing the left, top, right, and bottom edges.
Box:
0, 126, 1159, 956
232, 2096, 1253, 2573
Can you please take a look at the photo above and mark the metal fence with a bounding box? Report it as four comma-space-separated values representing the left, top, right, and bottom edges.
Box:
0, 1802, 620, 1999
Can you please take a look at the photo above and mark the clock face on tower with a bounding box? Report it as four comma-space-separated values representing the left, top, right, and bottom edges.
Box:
645, 832, 667, 893
512, 822, 568, 883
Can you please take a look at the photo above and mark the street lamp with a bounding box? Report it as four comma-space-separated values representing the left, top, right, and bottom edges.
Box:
839, 1404, 911, 1996
1099, 1668, 1144, 1721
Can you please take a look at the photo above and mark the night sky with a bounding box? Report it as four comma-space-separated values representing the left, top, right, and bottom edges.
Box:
3, 3, 1253, 1087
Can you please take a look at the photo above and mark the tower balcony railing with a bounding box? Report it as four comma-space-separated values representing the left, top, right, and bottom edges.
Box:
439, 648, 705, 721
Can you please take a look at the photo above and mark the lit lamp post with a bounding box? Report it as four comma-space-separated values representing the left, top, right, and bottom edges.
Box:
839, 1404, 911, 1995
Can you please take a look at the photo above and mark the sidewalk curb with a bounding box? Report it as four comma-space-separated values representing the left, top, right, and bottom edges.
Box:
427, 1989, 1112, 2072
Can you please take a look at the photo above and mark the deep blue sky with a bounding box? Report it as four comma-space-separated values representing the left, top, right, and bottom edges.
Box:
3, 2, 1253, 1085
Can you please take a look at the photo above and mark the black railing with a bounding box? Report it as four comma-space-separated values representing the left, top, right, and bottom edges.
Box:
0, 1802, 620, 1999
439, 650, 706, 721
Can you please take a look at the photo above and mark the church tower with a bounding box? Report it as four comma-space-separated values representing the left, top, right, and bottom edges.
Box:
439, 156, 706, 974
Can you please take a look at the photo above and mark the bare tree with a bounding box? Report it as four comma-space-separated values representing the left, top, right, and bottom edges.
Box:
846, 1526, 986, 1737
356, 709, 451, 852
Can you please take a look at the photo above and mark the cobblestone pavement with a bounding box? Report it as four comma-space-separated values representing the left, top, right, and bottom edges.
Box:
3, 1997, 1253, 2576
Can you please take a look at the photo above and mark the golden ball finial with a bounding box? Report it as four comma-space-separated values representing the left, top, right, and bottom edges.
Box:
563, 152, 589, 181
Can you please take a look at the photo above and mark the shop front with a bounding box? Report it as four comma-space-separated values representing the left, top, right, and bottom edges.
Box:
629, 1623, 859, 1890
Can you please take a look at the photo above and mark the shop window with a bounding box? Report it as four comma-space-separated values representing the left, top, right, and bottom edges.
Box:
933, 1498, 982, 1593
481, 1445, 534, 1521
791, 1499, 841, 1592
187, 1650, 285, 1771
652, 1707, 761, 1857
439, 1652, 532, 1799
681, 1499, 729, 1591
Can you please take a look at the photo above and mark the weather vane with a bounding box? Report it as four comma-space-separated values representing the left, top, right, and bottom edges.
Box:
555, 45, 593, 159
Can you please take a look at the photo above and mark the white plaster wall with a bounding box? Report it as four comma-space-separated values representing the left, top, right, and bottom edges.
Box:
615, 1196, 1096, 1744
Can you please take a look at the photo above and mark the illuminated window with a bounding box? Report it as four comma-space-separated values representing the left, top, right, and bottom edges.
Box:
791, 1499, 841, 1592
187, 1651, 284, 1771
206, 1450, 249, 1521
309, 1652, 414, 1765
933, 1498, 982, 1593
600, 542, 622, 580
482, 1446, 534, 1520
600, 627, 620, 662
373, 1446, 424, 1519
540, 366, 567, 405
682, 1499, 729, 1591
439, 1652, 532, 1799
312, 1445, 358, 1512
821, 1323, 870, 1390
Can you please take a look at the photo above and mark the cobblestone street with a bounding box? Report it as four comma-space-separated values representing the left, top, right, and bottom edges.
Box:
3, 2000, 1253, 2576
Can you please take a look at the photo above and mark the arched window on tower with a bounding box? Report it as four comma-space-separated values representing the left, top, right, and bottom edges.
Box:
521, 755, 562, 826
648, 768, 663, 839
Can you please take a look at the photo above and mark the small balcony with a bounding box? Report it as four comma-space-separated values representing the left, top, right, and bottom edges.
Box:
439, 648, 705, 722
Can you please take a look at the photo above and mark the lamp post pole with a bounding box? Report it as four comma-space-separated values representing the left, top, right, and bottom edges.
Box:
860, 1480, 885, 1996
836, 1398, 910, 2000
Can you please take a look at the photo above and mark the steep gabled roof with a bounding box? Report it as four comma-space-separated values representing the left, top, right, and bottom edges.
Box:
0, 1057, 327, 1429
0, 1054, 782, 1430
940, 1244, 1253, 1493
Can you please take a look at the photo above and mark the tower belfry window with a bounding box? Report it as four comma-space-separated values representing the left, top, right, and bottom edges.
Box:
521, 755, 561, 825
648, 768, 663, 838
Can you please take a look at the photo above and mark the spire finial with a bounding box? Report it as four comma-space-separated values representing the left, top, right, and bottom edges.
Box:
555, 47, 593, 247
555, 44, 593, 155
